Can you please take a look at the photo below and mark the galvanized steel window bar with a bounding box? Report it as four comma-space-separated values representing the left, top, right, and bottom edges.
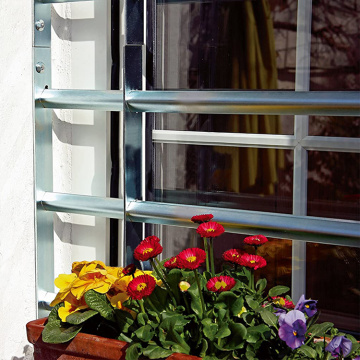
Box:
34, 0, 360, 315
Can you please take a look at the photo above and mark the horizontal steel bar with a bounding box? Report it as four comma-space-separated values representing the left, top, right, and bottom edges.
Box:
38, 89, 360, 116
39, 0, 92, 3
40, 192, 124, 219
127, 201, 359, 247
37, 89, 123, 111
39, 192, 359, 247
128, 90, 360, 116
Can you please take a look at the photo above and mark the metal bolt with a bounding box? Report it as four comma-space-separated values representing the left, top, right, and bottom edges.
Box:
36, 62, 45, 74
35, 19, 45, 31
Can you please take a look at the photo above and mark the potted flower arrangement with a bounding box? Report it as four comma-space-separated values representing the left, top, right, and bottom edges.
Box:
27, 215, 360, 360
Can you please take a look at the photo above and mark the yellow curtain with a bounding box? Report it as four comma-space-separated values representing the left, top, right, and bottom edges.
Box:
214, 0, 284, 195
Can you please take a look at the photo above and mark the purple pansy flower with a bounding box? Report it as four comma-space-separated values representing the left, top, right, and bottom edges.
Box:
295, 294, 318, 317
325, 336, 352, 358
278, 310, 307, 349
274, 307, 286, 316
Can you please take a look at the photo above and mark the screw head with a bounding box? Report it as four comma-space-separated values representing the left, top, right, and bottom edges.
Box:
35, 19, 45, 31
36, 62, 45, 74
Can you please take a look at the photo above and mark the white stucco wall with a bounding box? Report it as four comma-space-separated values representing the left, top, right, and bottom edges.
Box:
0, 2, 111, 359
0, 1, 36, 358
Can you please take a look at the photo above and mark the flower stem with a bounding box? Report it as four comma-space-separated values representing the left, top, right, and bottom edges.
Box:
209, 238, 215, 276
138, 299, 145, 314
250, 269, 254, 291
146, 297, 160, 322
193, 270, 205, 318
203, 237, 210, 272
150, 258, 177, 306
154, 257, 167, 278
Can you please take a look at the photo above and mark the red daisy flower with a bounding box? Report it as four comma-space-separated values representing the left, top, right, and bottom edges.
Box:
144, 235, 160, 243
134, 237, 163, 261
243, 235, 268, 246
271, 296, 295, 309
196, 221, 225, 238
206, 275, 236, 293
164, 256, 179, 269
191, 214, 214, 224
177, 248, 206, 270
239, 253, 267, 270
222, 249, 245, 264
126, 274, 156, 300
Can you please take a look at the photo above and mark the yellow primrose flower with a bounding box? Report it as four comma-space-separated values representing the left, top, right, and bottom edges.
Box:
50, 273, 78, 307
105, 265, 124, 278
58, 300, 88, 322
72, 260, 107, 275
106, 290, 130, 309
70, 265, 118, 300
179, 281, 191, 292
237, 306, 247, 317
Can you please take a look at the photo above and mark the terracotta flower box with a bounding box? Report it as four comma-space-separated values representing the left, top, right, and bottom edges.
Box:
26, 318, 201, 360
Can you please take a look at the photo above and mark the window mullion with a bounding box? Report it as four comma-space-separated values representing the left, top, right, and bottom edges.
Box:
292, 0, 313, 302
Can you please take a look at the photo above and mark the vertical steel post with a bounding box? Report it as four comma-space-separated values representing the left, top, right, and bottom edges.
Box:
123, 0, 145, 266
34, 1, 54, 317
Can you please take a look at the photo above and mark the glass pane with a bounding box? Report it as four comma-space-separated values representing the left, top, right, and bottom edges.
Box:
309, 1, 360, 138
310, 1, 360, 92
306, 243, 360, 333
153, 144, 293, 214
155, 0, 297, 91
307, 151, 360, 221
153, 0, 297, 135
309, 116, 360, 138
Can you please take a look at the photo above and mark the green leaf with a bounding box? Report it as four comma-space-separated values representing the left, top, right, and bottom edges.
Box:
66, 309, 98, 325
308, 322, 334, 337
47, 303, 63, 324
42, 321, 82, 344
84, 290, 115, 322
202, 318, 218, 341
268, 285, 290, 297
231, 297, 244, 317
134, 324, 154, 342
217, 308, 227, 322
222, 322, 247, 350
259, 309, 278, 328
298, 345, 317, 359
246, 324, 271, 343
118, 333, 132, 343
159, 321, 191, 354
166, 269, 183, 304
245, 295, 260, 310
125, 343, 141, 360
142, 344, 173, 359
161, 312, 190, 333
199, 338, 209, 358
256, 278, 267, 293
136, 312, 149, 326
114, 308, 134, 333
147, 286, 170, 312
216, 324, 231, 339
188, 282, 203, 318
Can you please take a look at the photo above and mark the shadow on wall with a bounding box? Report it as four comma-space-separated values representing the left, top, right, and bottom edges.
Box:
11, 345, 33, 360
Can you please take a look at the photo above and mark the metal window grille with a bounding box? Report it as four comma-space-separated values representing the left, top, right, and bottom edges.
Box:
34, 0, 360, 316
